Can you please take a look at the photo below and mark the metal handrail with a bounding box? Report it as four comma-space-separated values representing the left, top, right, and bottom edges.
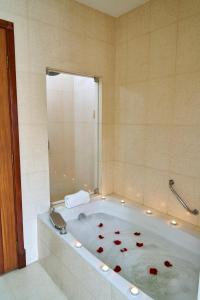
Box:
169, 179, 199, 215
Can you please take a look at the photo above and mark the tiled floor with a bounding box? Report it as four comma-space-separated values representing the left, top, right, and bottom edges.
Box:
0, 262, 68, 300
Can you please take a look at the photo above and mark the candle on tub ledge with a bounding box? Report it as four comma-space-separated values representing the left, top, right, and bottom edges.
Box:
146, 209, 152, 215
130, 286, 140, 296
120, 199, 125, 205
101, 196, 106, 200
75, 241, 82, 248
170, 219, 177, 226
101, 264, 109, 272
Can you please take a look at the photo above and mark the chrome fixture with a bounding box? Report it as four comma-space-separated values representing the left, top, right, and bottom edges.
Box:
78, 213, 87, 221
169, 179, 199, 215
49, 207, 67, 234
46, 70, 60, 76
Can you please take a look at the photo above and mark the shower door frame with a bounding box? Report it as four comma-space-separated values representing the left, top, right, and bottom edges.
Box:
0, 19, 26, 272
46, 68, 101, 201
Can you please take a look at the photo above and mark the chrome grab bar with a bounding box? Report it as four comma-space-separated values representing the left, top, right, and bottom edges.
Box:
169, 179, 199, 215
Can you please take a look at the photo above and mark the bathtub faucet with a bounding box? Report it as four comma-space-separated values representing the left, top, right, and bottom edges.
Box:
169, 179, 199, 215
49, 207, 67, 234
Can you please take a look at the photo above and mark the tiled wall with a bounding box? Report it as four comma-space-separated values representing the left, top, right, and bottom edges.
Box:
114, 0, 200, 227
0, 0, 115, 263
47, 73, 98, 201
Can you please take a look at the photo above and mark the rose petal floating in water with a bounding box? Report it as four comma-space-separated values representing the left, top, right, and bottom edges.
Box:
98, 235, 104, 239
115, 231, 120, 234
136, 242, 143, 247
134, 232, 141, 236
114, 240, 122, 245
164, 260, 173, 268
149, 268, 158, 275
120, 247, 128, 253
98, 223, 103, 228
96, 247, 104, 253
114, 265, 121, 273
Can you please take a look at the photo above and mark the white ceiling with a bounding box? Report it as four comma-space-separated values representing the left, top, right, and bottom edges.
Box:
76, 0, 149, 17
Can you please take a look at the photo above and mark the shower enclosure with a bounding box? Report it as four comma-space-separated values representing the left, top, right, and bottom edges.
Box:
46, 71, 99, 202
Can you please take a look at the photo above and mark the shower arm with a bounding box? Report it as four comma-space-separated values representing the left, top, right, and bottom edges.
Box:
169, 179, 199, 215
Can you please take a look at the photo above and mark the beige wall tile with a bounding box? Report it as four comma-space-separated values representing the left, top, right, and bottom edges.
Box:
115, 125, 145, 165
123, 163, 145, 204
150, 0, 178, 31
127, 34, 150, 83
179, 0, 200, 19
115, 81, 147, 125
144, 126, 171, 171
127, 2, 150, 41
115, 13, 128, 44
115, 43, 128, 85
113, 162, 125, 197
173, 72, 200, 125
146, 77, 175, 124
150, 24, 177, 78
101, 161, 113, 195
176, 15, 200, 74
28, 0, 65, 27
144, 168, 169, 213
170, 126, 200, 178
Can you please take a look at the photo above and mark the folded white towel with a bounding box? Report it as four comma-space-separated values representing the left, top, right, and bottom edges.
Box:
64, 190, 90, 208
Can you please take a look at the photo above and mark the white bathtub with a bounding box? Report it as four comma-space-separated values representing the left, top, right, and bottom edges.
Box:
38, 195, 200, 300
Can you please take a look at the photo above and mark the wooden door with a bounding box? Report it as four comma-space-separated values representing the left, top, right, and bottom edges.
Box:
0, 20, 25, 273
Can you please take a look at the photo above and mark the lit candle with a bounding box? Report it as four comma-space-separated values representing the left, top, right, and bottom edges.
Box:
120, 199, 125, 204
101, 196, 106, 200
130, 286, 140, 296
75, 241, 82, 248
146, 209, 152, 215
170, 220, 177, 226
101, 264, 109, 272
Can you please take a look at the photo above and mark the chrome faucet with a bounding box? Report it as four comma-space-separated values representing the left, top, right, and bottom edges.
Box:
49, 207, 67, 234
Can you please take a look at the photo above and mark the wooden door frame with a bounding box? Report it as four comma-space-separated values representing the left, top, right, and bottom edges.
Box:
0, 19, 26, 271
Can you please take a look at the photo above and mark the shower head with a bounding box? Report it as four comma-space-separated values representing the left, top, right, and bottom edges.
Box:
47, 70, 60, 76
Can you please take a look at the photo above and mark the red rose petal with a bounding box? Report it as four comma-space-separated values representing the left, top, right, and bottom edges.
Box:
123, 247, 128, 252
164, 260, 173, 268
149, 268, 158, 275
120, 249, 124, 253
115, 231, 120, 234
114, 240, 122, 245
96, 247, 104, 253
98, 223, 103, 228
134, 232, 141, 236
114, 265, 121, 273
98, 235, 104, 239
136, 242, 143, 247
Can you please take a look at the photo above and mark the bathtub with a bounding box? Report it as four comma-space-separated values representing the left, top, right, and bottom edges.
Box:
38, 195, 200, 300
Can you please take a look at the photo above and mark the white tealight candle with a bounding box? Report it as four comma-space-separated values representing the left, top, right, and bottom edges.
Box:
101, 196, 106, 200
146, 209, 152, 215
75, 241, 82, 248
130, 286, 140, 296
101, 264, 109, 272
171, 220, 177, 226
120, 199, 125, 204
